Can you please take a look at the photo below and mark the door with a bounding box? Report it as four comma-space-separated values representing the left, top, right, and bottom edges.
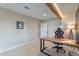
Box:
41, 23, 48, 38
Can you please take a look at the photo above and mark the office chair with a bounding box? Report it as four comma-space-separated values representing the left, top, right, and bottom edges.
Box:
52, 28, 65, 53
52, 37, 65, 53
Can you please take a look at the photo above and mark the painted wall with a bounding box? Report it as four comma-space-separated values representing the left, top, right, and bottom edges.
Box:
61, 14, 76, 39
0, 7, 39, 51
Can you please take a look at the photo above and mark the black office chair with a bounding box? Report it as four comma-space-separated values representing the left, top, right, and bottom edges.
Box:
52, 38, 65, 53
52, 28, 65, 53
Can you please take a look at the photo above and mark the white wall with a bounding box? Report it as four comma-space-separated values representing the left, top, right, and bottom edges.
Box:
61, 14, 76, 39
0, 7, 39, 51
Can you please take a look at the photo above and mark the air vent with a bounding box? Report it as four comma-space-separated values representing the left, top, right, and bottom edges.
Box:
24, 6, 30, 10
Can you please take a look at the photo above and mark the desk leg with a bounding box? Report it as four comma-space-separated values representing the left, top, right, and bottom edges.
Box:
40, 39, 47, 51
40, 39, 51, 56
43, 39, 45, 49
40, 39, 42, 52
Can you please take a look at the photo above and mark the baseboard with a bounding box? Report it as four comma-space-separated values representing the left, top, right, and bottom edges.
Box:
0, 39, 38, 53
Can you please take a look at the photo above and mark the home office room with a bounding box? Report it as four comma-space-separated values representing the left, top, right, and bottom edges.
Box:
0, 0, 79, 58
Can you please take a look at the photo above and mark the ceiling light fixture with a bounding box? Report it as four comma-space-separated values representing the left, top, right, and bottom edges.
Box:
43, 10, 48, 17
44, 13, 46, 16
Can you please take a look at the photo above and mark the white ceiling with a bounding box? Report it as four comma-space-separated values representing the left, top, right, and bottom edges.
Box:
0, 3, 78, 20
57, 3, 78, 16
0, 3, 57, 20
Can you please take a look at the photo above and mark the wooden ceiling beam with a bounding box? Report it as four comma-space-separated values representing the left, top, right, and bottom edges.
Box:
46, 3, 63, 19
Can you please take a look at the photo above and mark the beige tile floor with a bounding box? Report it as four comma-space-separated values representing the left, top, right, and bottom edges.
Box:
0, 40, 79, 56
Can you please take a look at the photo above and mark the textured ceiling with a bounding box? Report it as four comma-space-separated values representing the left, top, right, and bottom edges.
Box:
0, 3, 78, 20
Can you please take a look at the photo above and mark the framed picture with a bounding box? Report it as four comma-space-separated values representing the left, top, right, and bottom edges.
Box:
16, 21, 24, 29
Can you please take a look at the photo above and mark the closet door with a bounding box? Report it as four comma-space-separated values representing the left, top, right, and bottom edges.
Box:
41, 23, 48, 38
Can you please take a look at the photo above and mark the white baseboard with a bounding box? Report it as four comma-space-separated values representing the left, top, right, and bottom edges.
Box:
0, 39, 38, 53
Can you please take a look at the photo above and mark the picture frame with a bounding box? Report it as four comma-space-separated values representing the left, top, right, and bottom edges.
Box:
16, 21, 24, 29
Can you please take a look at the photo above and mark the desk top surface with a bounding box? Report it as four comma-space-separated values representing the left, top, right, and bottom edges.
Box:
41, 36, 79, 48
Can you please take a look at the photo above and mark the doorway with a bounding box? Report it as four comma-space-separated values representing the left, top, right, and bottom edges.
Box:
40, 23, 48, 38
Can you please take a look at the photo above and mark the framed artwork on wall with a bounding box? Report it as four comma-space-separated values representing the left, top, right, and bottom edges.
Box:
16, 21, 24, 29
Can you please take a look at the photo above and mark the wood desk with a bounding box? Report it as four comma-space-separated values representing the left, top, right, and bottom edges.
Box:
40, 37, 79, 56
